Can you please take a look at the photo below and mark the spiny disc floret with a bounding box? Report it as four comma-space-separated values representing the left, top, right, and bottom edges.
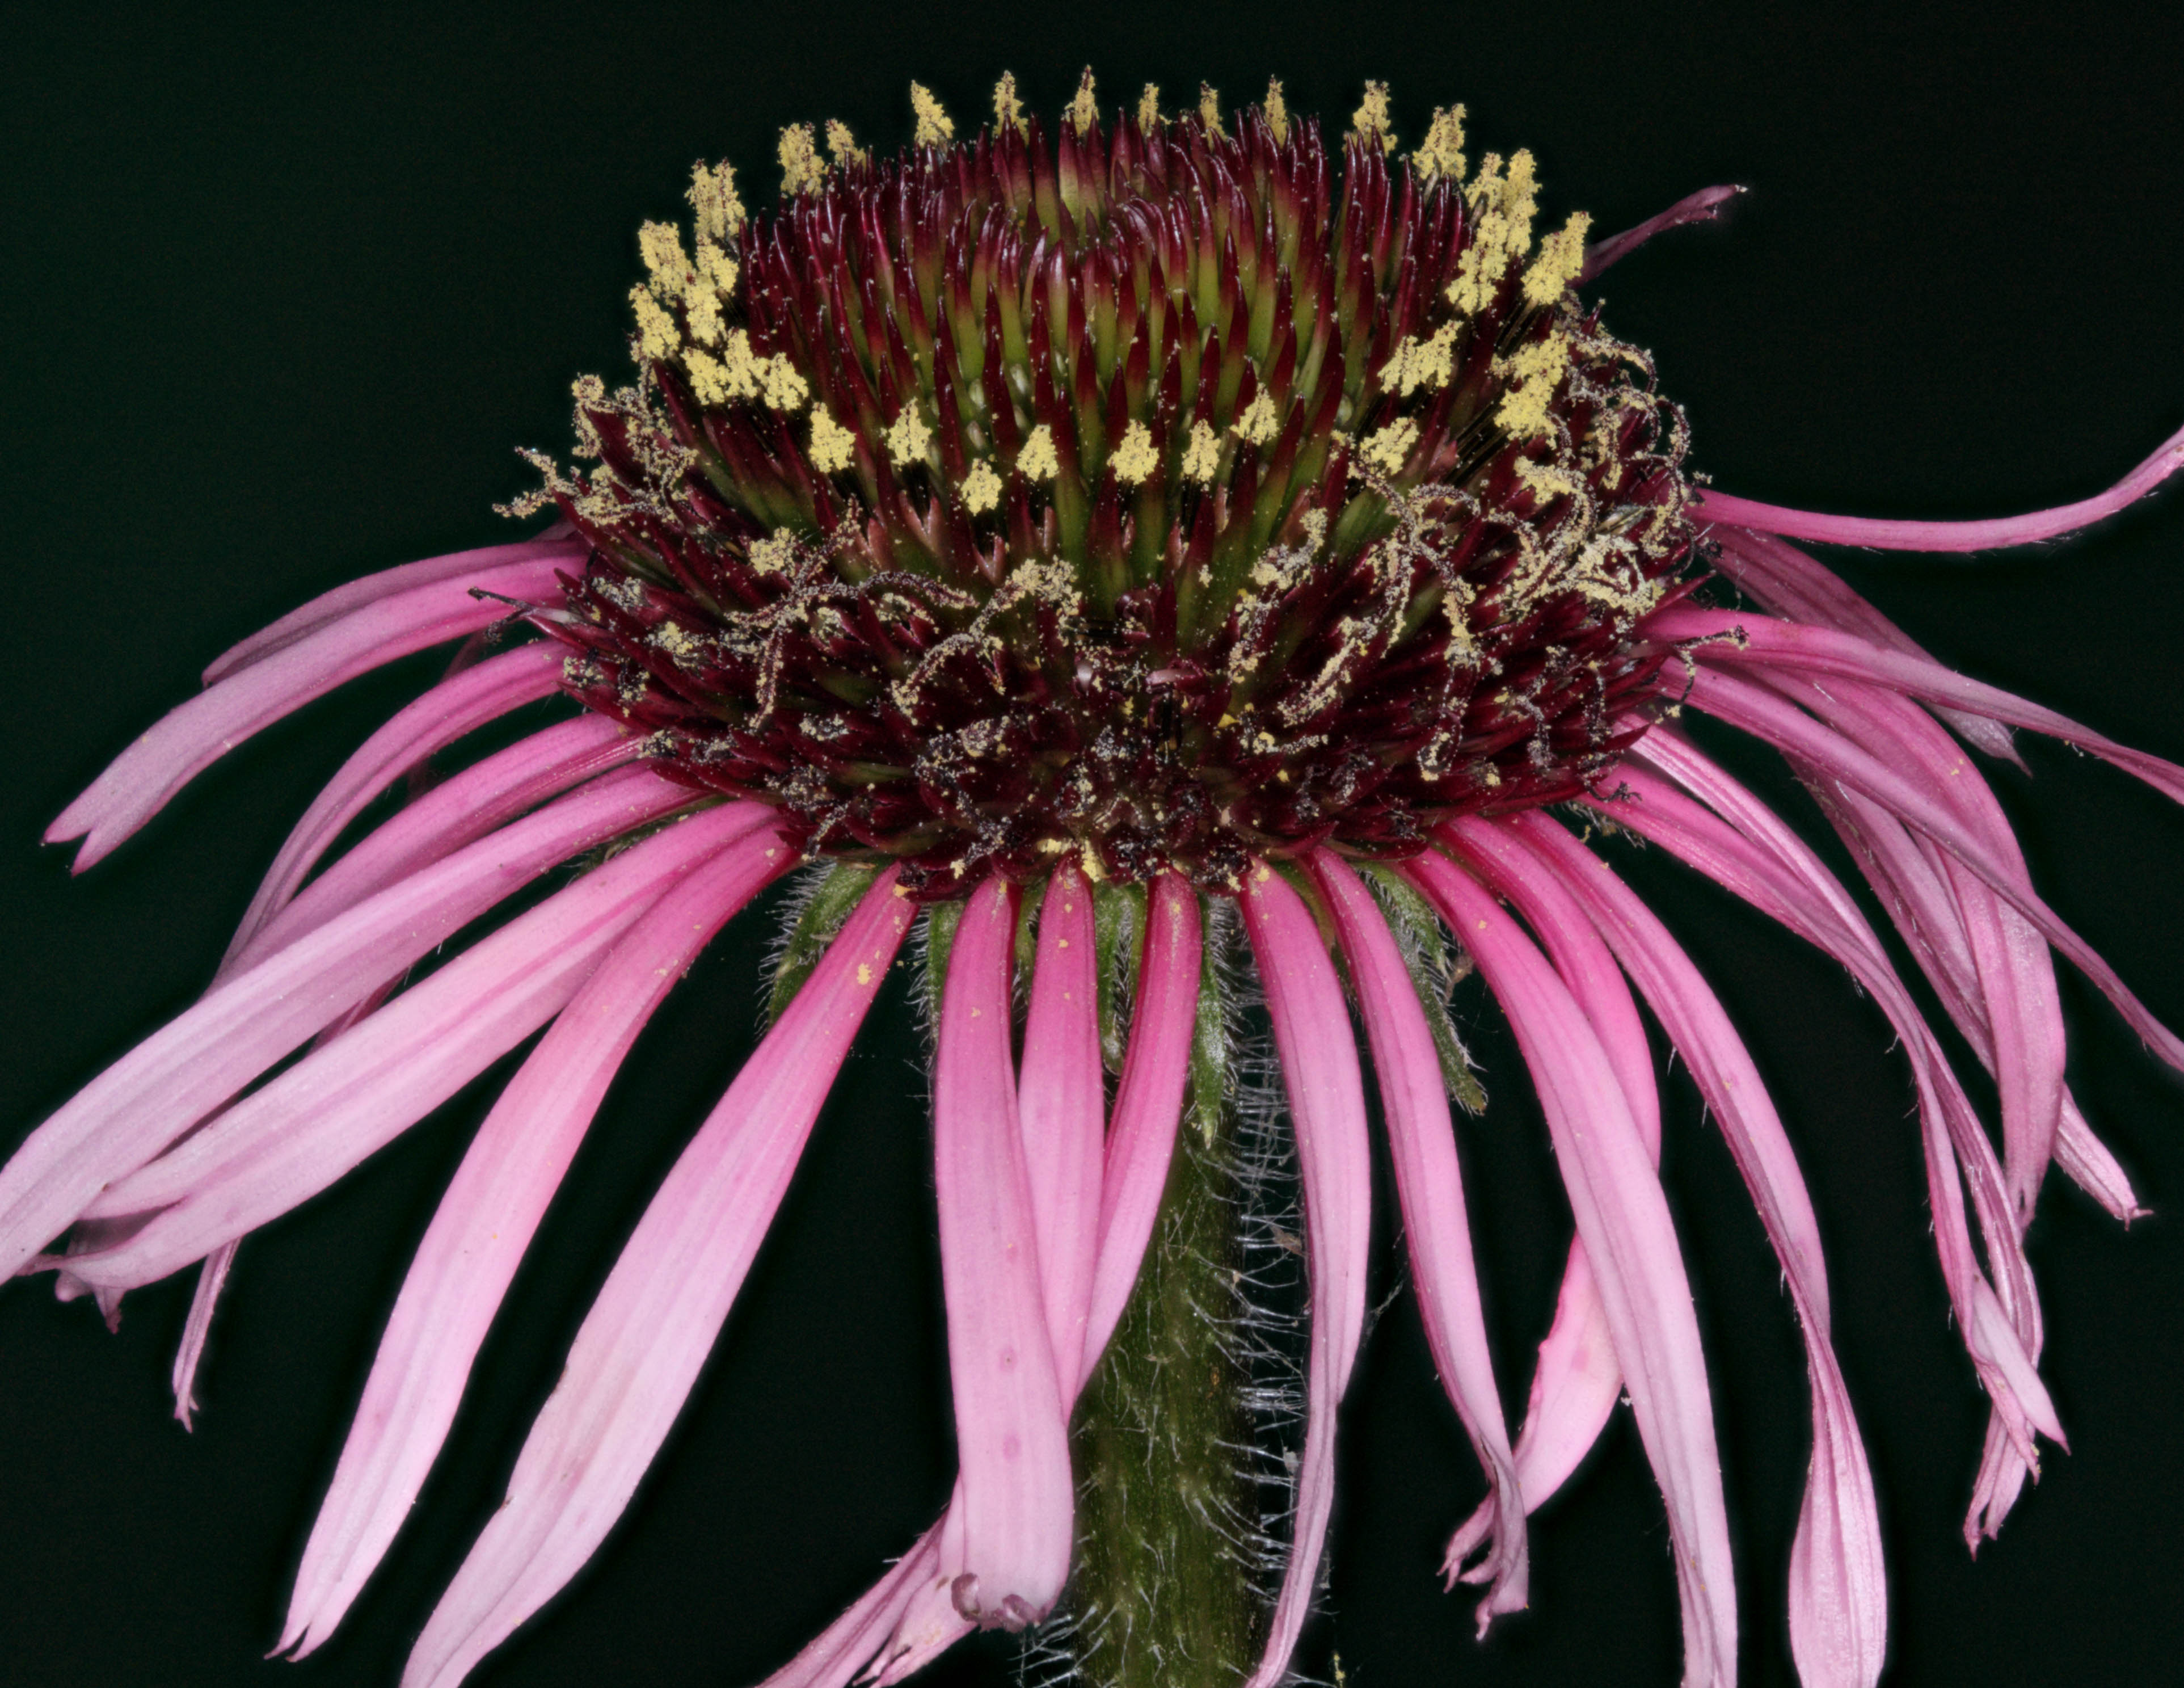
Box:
522, 77, 1696, 895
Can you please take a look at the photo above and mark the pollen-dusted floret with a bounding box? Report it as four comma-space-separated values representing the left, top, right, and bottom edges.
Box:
529, 76, 1692, 894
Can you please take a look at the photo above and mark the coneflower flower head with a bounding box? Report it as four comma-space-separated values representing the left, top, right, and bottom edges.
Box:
12, 66, 2184, 1688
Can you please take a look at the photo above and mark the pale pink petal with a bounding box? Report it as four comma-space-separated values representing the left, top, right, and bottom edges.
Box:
1580, 184, 1745, 283
929, 875, 1074, 1632
49, 554, 574, 868
200, 533, 580, 685
398, 870, 913, 1688
170, 1237, 236, 1429
756, 1525, 944, 1688
217, 641, 567, 970
224, 716, 636, 978
1016, 862, 1105, 1394
2054, 1096, 2148, 1224
60, 808, 789, 1291
276, 826, 788, 1656
0, 767, 693, 1280
1406, 853, 1738, 1688
1238, 863, 1374, 1688
1691, 416, 2184, 550
1310, 851, 1527, 1633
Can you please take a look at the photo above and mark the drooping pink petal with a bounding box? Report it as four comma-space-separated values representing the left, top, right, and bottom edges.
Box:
1579, 184, 1745, 283
1473, 813, 1886, 1688
217, 641, 567, 970
1310, 851, 1527, 1633
1016, 862, 1105, 1395
222, 716, 637, 979
927, 875, 1074, 1633
2054, 1096, 2148, 1224
1690, 416, 2184, 551
398, 869, 913, 1688
276, 826, 788, 1656
1406, 852, 1739, 1688
0, 767, 694, 1281
1238, 862, 1374, 1688
1082, 872, 1201, 1378
58, 809, 790, 1292
757, 1522, 947, 1688
169, 1237, 236, 1429
200, 533, 581, 686
49, 554, 575, 869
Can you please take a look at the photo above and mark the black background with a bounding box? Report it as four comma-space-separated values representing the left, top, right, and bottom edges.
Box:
5, 4, 2184, 1685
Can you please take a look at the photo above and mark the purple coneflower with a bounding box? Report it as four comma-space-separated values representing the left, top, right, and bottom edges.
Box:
7, 72, 2183, 1688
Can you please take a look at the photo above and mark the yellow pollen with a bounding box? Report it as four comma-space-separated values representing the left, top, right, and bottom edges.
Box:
1198, 83, 1223, 136
1263, 78, 1289, 145
1018, 424, 1060, 481
747, 531, 799, 574
1380, 321, 1458, 396
638, 221, 696, 301
1137, 83, 1161, 131
857, 962, 872, 986
887, 404, 933, 466
1361, 418, 1420, 474
1067, 68, 1098, 132
1494, 331, 1572, 439
778, 123, 825, 196
761, 356, 808, 412
1180, 418, 1221, 483
808, 408, 857, 474
910, 82, 955, 145
825, 120, 867, 168
1523, 211, 1592, 306
686, 161, 744, 242
960, 459, 1002, 513
1414, 104, 1467, 185
628, 285, 680, 360
993, 71, 1029, 137
1234, 390, 1280, 446
1349, 81, 1397, 153
1110, 421, 1158, 484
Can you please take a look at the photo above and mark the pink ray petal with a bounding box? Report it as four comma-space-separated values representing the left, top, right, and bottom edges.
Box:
1690, 415, 2184, 551
1238, 862, 1374, 1688
398, 869, 913, 1688
49, 554, 574, 869
276, 824, 788, 1656
1580, 184, 1745, 283
756, 1523, 945, 1688
1478, 813, 1887, 1688
169, 1238, 236, 1429
217, 641, 567, 970
199, 533, 581, 686
1406, 852, 1739, 1688
1017, 862, 1104, 1395
929, 875, 1073, 1632
60, 808, 789, 1291
0, 766, 692, 1281
2054, 1095, 2148, 1224
1310, 852, 1527, 1633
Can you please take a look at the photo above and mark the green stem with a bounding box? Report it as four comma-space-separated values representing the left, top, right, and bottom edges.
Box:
1068, 929, 1259, 1687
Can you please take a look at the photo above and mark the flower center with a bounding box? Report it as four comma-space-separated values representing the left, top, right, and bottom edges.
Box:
526, 78, 1697, 895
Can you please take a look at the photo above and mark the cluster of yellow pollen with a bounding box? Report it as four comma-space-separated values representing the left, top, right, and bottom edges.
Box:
1066, 69, 1099, 133
1180, 419, 1222, 484
1109, 422, 1159, 485
1347, 81, 1398, 153
1412, 105, 1467, 185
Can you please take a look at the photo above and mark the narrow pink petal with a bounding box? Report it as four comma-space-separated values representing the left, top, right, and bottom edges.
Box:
1474, 814, 1886, 1688
1016, 863, 1105, 1394
2054, 1095, 2148, 1223
1690, 416, 2184, 550
398, 870, 912, 1688
1310, 852, 1527, 1632
1406, 852, 1738, 1688
170, 1238, 236, 1429
0, 767, 692, 1280
200, 533, 580, 685
276, 828, 786, 1656
756, 1525, 944, 1688
930, 875, 1074, 1631
49, 555, 573, 868
1702, 526, 2019, 762
217, 642, 567, 970
224, 716, 636, 979
1579, 184, 1745, 283
1082, 872, 1200, 1379
1238, 863, 1374, 1688
62, 809, 789, 1290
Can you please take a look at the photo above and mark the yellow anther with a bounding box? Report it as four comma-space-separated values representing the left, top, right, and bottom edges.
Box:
887, 404, 932, 466
638, 221, 697, 301
629, 285, 681, 360
1523, 211, 1592, 306
825, 120, 867, 168
683, 347, 727, 405
1180, 419, 1221, 483
1379, 321, 1458, 396
778, 124, 826, 196
1361, 418, 1420, 474
1263, 78, 1290, 145
747, 532, 798, 574
1018, 424, 1059, 481
1198, 83, 1223, 137
687, 161, 745, 242
961, 460, 1002, 513
1234, 391, 1280, 446
1110, 421, 1158, 484
1137, 83, 1161, 131
1067, 68, 1098, 133
910, 82, 954, 146
761, 357, 808, 412
809, 409, 857, 473
993, 71, 1029, 137
1414, 105, 1466, 185
1494, 331, 1572, 440
1349, 81, 1396, 153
